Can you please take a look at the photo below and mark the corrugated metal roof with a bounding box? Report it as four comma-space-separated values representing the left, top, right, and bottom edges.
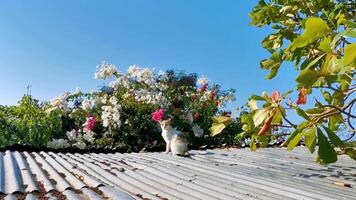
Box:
0, 147, 355, 200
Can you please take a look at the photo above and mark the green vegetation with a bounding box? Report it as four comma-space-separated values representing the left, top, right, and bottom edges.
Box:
212, 0, 355, 164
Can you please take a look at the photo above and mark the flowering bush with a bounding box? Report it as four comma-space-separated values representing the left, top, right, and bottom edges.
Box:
42, 62, 237, 150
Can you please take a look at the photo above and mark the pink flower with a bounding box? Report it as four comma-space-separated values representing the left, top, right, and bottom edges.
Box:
271, 91, 282, 104
84, 116, 96, 131
200, 83, 208, 93
151, 108, 164, 122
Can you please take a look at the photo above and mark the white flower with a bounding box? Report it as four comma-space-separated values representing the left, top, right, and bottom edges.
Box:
72, 87, 82, 95
48, 92, 70, 112
74, 141, 86, 150
50, 98, 62, 107
95, 61, 118, 79
109, 96, 118, 105
200, 91, 210, 102
66, 129, 78, 141
101, 105, 121, 128
47, 139, 70, 149
83, 131, 95, 143
127, 65, 154, 85
81, 99, 92, 110
197, 75, 209, 85
192, 124, 204, 138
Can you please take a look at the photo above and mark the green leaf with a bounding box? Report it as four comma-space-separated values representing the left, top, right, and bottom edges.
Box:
253, 108, 270, 127
284, 121, 309, 146
250, 135, 257, 152
272, 108, 283, 124
328, 113, 344, 131
343, 43, 356, 67
305, 108, 323, 114
287, 131, 303, 151
209, 123, 226, 137
343, 20, 356, 28
262, 34, 283, 51
303, 128, 316, 153
260, 53, 281, 79
295, 107, 311, 120
322, 91, 332, 104
241, 114, 255, 130
250, 95, 265, 101
248, 99, 258, 110
318, 37, 332, 53
322, 126, 343, 147
317, 128, 337, 164
296, 69, 320, 87
289, 17, 331, 50
339, 30, 356, 38
336, 14, 344, 27
265, 68, 279, 80
212, 116, 231, 124
321, 53, 340, 76
258, 135, 268, 148
304, 54, 326, 69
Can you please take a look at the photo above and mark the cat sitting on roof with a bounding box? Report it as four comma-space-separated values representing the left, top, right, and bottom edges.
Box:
152, 109, 188, 156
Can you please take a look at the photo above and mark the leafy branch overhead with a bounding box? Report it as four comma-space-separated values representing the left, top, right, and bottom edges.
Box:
212, 0, 356, 164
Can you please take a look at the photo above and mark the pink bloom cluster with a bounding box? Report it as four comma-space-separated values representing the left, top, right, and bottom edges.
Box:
271, 91, 282, 104
200, 83, 208, 93
151, 108, 164, 122
84, 116, 96, 131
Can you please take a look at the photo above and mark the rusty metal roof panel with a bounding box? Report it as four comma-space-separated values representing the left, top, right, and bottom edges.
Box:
0, 147, 355, 200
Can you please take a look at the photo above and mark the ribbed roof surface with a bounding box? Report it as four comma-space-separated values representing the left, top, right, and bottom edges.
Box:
0, 147, 355, 200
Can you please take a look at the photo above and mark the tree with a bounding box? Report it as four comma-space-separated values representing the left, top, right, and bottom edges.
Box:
212, 0, 355, 164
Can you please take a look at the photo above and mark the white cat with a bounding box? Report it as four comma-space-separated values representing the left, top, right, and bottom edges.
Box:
160, 119, 188, 155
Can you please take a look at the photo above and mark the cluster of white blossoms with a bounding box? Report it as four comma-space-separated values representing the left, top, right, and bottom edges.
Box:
81, 99, 93, 110
47, 139, 70, 149
66, 129, 81, 141
95, 61, 118, 80
197, 75, 209, 85
101, 96, 122, 128
65, 129, 94, 147
192, 124, 204, 138
47, 92, 70, 113
105, 64, 170, 107
132, 89, 168, 106
127, 65, 155, 85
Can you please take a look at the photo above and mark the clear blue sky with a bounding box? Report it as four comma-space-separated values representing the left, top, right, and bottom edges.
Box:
0, 0, 298, 112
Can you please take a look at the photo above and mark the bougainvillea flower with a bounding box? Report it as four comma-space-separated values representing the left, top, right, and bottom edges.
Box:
200, 83, 208, 93
151, 108, 165, 122
296, 87, 308, 105
271, 91, 282, 104
85, 116, 96, 131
